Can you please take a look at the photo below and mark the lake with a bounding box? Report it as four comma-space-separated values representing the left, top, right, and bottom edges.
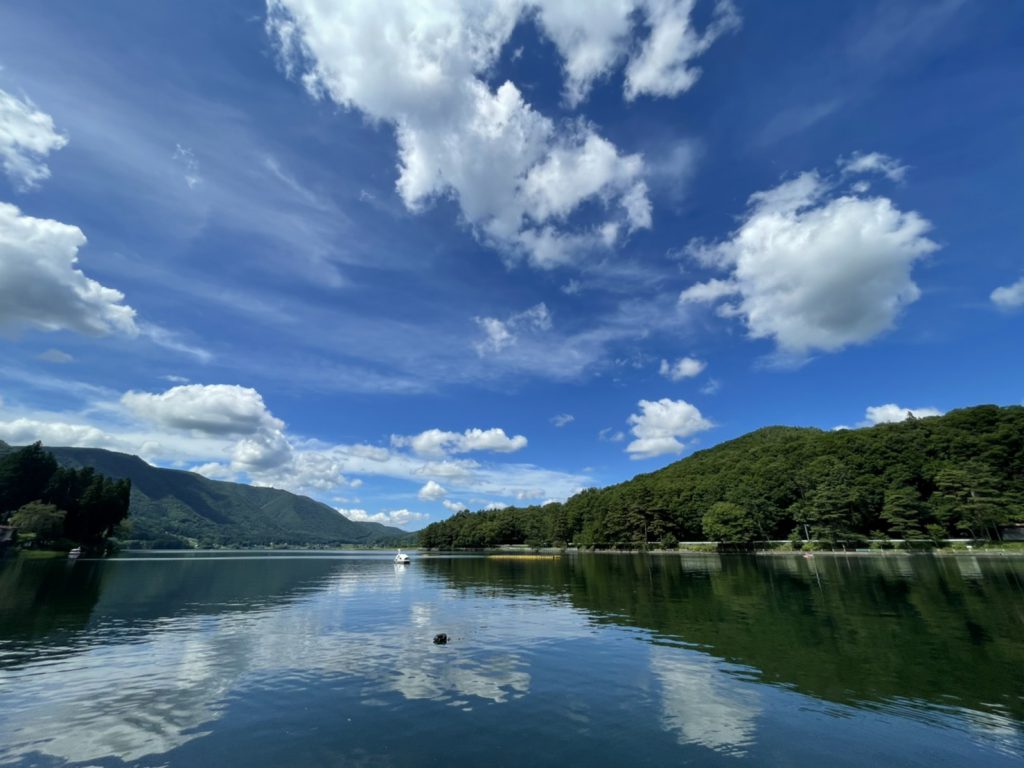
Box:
0, 551, 1021, 767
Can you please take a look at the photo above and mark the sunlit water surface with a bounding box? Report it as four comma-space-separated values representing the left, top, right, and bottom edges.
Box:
0, 551, 1021, 767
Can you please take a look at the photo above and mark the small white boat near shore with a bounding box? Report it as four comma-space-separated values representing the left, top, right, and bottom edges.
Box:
68, 547, 82, 560
394, 549, 410, 564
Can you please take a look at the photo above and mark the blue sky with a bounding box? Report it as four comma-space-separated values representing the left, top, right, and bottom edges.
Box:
0, 0, 1021, 529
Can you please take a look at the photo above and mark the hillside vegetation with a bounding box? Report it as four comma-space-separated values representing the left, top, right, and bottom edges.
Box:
0, 442, 130, 550
0, 443, 409, 548
418, 405, 1024, 549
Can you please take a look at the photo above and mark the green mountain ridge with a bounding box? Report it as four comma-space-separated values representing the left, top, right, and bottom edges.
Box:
0, 443, 409, 548
419, 404, 1024, 548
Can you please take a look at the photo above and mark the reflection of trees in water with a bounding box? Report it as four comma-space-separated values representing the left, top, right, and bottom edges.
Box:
436, 552, 1024, 753
563, 554, 1024, 724
0, 557, 104, 654
431, 553, 1024, 724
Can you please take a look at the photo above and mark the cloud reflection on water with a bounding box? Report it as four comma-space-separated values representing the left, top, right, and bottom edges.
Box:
2, 553, 1021, 766
0, 560, 582, 764
651, 646, 761, 756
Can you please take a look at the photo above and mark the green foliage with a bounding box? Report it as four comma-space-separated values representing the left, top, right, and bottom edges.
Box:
806, 471, 858, 546
417, 405, 1024, 549
881, 486, 924, 540
0, 443, 131, 546
10, 501, 66, 540
925, 524, 946, 546
942, 462, 1007, 540
44, 466, 131, 544
0, 442, 57, 515
702, 502, 758, 543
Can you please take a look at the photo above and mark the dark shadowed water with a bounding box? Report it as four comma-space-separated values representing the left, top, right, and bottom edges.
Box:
0, 551, 1021, 767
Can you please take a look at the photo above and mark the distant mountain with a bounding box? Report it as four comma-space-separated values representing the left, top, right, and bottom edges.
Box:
0, 443, 410, 548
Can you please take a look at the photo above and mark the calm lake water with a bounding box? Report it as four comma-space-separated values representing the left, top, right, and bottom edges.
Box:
0, 551, 1022, 767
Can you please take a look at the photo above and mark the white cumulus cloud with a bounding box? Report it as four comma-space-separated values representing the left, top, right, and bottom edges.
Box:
392, 427, 528, 458
0, 88, 68, 190
339, 507, 429, 528
0, 417, 124, 451
623, 0, 740, 101
680, 160, 937, 359
531, 1, 635, 106
190, 462, 238, 481
550, 413, 575, 427
0, 203, 138, 337
266, 1, 732, 266
863, 403, 942, 426
122, 384, 294, 474
122, 384, 284, 436
626, 397, 712, 459
659, 356, 706, 381
991, 276, 1024, 310
230, 430, 294, 472
418, 480, 447, 501
443, 499, 469, 512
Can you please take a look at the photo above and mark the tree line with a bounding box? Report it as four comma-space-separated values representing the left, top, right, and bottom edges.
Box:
417, 405, 1024, 550
0, 442, 131, 550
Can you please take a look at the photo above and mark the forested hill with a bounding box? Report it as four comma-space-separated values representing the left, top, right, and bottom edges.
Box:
418, 405, 1024, 549
0, 443, 409, 548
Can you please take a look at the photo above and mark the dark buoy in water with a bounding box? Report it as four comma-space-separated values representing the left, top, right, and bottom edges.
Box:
433, 633, 449, 645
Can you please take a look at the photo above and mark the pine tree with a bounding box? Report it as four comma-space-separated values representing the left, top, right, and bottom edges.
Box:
881, 486, 925, 542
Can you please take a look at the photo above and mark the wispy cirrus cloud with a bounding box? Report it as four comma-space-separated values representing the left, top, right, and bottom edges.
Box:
838, 151, 907, 182
474, 304, 552, 355
36, 349, 73, 364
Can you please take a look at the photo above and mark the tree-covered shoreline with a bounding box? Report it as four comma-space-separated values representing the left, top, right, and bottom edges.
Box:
418, 405, 1024, 550
0, 443, 131, 553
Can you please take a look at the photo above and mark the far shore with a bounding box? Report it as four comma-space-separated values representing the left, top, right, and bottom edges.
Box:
7, 544, 1021, 559
416, 544, 1024, 558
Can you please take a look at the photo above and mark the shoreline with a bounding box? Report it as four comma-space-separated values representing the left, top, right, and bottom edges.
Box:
9, 545, 1019, 560
418, 545, 1024, 558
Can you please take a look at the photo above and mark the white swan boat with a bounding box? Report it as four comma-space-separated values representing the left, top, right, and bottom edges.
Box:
394, 550, 410, 564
